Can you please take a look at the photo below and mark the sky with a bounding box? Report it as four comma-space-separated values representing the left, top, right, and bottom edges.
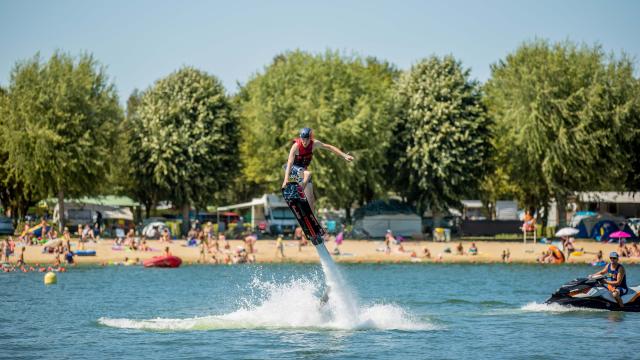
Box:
1, 0, 638, 102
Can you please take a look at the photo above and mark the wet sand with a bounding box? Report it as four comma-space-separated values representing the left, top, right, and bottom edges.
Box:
5, 238, 639, 266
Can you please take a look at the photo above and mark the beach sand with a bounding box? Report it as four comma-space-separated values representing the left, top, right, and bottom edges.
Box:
5, 238, 639, 266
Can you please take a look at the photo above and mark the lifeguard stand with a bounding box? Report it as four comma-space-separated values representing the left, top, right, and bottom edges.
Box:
523, 223, 536, 244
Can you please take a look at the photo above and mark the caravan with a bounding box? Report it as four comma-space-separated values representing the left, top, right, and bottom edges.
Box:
217, 194, 299, 235
53, 202, 134, 236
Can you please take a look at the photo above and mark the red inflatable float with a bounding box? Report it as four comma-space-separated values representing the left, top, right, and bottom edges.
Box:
143, 255, 182, 268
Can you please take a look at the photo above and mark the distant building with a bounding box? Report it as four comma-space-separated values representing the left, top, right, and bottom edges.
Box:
576, 192, 640, 218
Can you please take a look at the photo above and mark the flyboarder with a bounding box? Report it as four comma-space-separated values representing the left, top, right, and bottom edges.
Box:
281, 127, 354, 212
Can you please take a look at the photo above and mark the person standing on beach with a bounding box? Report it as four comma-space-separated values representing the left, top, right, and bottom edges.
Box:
333, 226, 344, 255
294, 226, 307, 251
17, 247, 26, 267
281, 127, 354, 212
2, 239, 11, 263
275, 235, 285, 258
384, 230, 392, 254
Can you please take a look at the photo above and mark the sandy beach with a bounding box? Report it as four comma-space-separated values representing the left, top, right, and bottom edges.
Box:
4, 238, 639, 266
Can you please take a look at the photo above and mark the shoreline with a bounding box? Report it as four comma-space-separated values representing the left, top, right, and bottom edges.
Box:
3, 239, 639, 266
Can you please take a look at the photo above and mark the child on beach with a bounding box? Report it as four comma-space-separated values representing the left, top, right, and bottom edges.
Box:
333, 229, 343, 255
468, 243, 478, 255
210, 237, 220, 254
82, 224, 95, 243
219, 233, 230, 250
502, 249, 511, 263
563, 237, 575, 259
632, 243, 640, 257
294, 226, 307, 251
2, 238, 11, 263
63, 228, 72, 249
275, 235, 285, 258
20, 223, 33, 245
423, 247, 431, 259
244, 233, 257, 254
17, 247, 26, 266
199, 241, 207, 263
139, 239, 149, 252
384, 230, 393, 254
160, 228, 172, 243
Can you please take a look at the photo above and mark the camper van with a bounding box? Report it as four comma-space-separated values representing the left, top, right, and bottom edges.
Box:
217, 194, 298, 235
53, 202, 134, 235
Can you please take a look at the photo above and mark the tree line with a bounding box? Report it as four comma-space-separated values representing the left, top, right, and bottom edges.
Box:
0, 40, 638, 233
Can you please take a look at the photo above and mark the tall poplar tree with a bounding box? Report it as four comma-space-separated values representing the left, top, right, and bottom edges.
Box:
389, 55, 492, 213
133, 67, 238, 235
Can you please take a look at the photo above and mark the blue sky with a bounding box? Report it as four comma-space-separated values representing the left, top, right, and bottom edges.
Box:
1, 0, 638, 101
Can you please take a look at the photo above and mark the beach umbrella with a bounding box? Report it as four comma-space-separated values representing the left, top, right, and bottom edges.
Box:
555, 227, 579, 237
609, 231, 631, 239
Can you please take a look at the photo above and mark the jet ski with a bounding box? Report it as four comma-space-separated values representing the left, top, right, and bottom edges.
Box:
546, 275, 640, 312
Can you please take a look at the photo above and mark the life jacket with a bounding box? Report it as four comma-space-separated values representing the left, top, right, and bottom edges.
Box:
606, 263, 628, 289
293, 138, 314, 168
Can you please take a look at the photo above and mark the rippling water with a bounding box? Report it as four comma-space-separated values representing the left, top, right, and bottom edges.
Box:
2, 263, 640, 359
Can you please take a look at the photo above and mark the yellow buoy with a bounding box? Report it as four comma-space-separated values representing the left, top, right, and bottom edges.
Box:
44, 271, 57, 285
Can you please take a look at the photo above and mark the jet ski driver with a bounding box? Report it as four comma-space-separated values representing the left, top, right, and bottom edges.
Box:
282, 127, 354, 212
591, 251, 628, 308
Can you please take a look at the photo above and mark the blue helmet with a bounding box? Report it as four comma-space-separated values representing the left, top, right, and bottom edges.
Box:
299, 127, 312, 139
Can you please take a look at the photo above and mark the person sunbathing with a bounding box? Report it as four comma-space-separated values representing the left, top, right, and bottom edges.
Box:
468, 242, 478, 255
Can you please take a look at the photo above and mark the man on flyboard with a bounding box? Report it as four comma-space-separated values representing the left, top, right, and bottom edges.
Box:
282, 127, 354, 212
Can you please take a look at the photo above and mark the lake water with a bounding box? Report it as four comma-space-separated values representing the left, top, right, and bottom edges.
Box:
2, 262, 640, 359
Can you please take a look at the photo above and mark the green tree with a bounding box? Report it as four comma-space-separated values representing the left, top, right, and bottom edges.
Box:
0, 86, 38, 222
618, 78, 640, 191
117, 89, 164, 219
134, 67, 238, 234
389, 55, 492, 213
485, 40, 638, 226
238, 51, 397, 222
0, 52, 122, 230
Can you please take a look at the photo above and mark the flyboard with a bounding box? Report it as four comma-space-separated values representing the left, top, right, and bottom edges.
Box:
282, 183, 326, 247
281, 167, 328, 251
282, 167, 356, 313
